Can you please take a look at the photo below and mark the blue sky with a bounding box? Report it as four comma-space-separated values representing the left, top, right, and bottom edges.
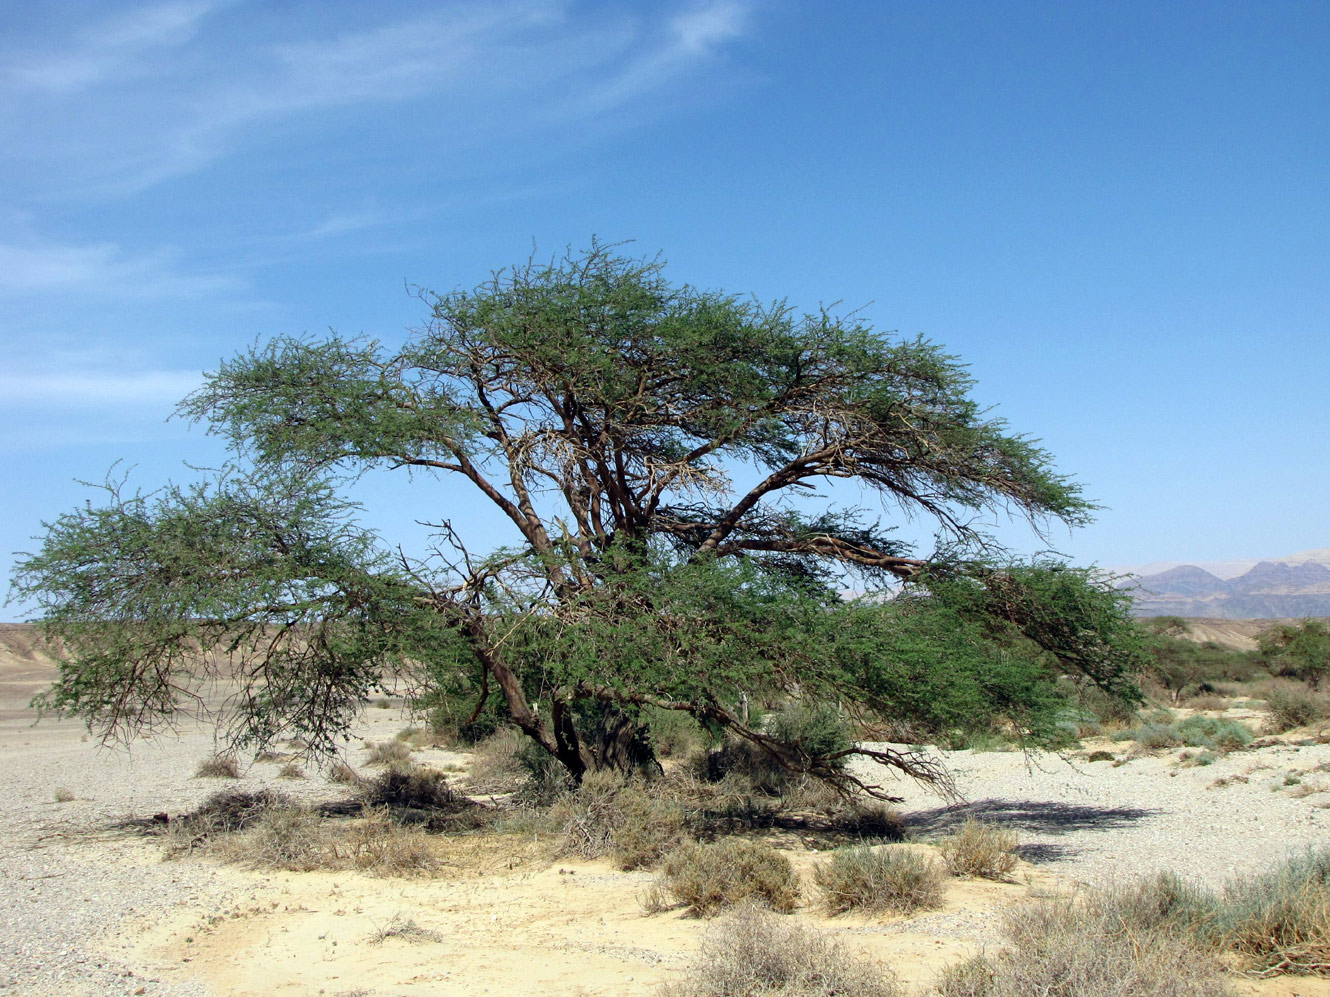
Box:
3, 0, 1328, 612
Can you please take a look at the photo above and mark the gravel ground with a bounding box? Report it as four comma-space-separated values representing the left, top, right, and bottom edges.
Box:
0, 703, 415, 997
3, 696, 1328, 995
863, 736, 1330, 888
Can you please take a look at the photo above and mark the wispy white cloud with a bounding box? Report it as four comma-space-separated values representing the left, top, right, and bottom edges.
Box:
0, 1, 755, 197
0, 240, 241, 299
4, 1, 220, 94
0, 369, 203, 407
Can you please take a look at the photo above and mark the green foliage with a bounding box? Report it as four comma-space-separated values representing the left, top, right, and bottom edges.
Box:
1264, 683, 1330, 732
11, 243, 1147, 788
1119, 715, 1252, 752
1146, 631, 1266, 699
767, 702, 854, 763
1260, 620, 1330, 688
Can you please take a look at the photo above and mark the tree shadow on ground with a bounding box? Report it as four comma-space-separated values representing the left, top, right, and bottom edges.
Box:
905, 798, 1159, 838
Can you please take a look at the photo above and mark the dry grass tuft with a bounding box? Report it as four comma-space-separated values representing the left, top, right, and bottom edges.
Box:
938, 818, 1018, 880
360, 762, 456, 810
652, 838, 801, 916
53, 787, 75, 803
930, 889, 1236, 997
663, 905, 903, 997
814, 845, 945, 915
277, 762, 306, 780
340, 806, 439, 876
194, 754, 242, 779
327, 760, 363, 785
368, 914, 443, 945
364, 740, 413, 766
550, 770, 686, 870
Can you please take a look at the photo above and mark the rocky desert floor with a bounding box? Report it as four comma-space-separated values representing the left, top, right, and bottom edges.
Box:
3, 626, 1330, 997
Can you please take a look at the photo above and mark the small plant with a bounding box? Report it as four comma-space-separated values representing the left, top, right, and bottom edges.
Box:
814, 845, 945, 915
327, 760, 362, 785
217, 804, 330, 871
278, 762, 306, 779
1265, 684, 1330, 732
935, 887, 1236, 997
361, 763, 456, 809
551, 770, 687, 870
938, 819, 1018, 880
364, 740, 412, 766
1085, 750, 1114, 762
368, 913, 443, 945
663, 905, 903, 997
1174, 714, 1252, 751
342, 806, 439, 876
654, 838, 800, 916
194, 754, 242, 779
53, 787, 75, 803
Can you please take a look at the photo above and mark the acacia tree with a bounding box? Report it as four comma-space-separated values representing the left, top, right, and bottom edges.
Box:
12, 243, 1144, 799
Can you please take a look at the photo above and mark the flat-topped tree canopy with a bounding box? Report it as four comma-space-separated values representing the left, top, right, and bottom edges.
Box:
12, 242, 1145, 798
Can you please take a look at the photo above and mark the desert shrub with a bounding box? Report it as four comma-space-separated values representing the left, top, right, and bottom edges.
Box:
277, 762, 305, 779
1121, 715, 1251, 752
549, 769, 685, 870
1086, 749, 1114, 762
695, 736, 789, 795
53, 787, 75, 803
368, 914, 442, 945
1207, 847, 1330, 975
655, 838, 800, 916
361, 763, 456, 810
642, 704, 703, 757
466, 727, 570, 803
1133, 721, 1181, 749
1265, 684, 1330, 732
664, 905, 903, 997
767, 701, 854, 763
931, 955, 997, 997
194, 754, 242, 779
186, 789, 293, 834
814, 845, 945, 915
327, 759, 363, 785
1183, 693, 1230, 711
1174, 714, 1253, 751
938, 819, 1018, 880
364, 740, 412, 766
937, 891, 1236, 997
217, 804, 330, 871
341, 806, 439, 875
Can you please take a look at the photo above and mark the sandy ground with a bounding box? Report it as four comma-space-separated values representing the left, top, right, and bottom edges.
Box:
3, 626, 1330, 996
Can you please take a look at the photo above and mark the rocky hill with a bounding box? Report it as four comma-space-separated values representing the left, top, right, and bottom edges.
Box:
1123, 555, 1330, 618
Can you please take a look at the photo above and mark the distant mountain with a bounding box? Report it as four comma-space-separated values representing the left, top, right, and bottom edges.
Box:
1123, 553, 1330, 618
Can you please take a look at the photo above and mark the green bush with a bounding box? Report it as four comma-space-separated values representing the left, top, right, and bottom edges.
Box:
1264, 684, 1330, 732
1173, 714, 1252, 751
664, 905, 903, 997
814, 845, 945, 915
767, 702, 854, 762
655, 838, 801, 916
